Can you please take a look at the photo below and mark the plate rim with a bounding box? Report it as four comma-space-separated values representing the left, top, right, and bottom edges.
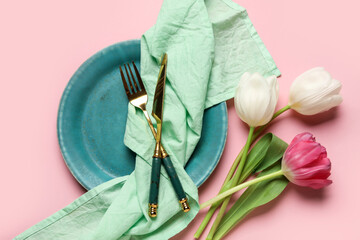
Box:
194, 102, 228, 187
57, 39, 228, 190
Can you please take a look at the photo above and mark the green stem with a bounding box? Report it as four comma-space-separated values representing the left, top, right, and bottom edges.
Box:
206, 127, 254, 239
200, 170, 284, 209
194, 105, 291, 239
273, 105, 291, 119
193, 206, 217, 239
255, 105, 291, 137
194, 150, 245, 238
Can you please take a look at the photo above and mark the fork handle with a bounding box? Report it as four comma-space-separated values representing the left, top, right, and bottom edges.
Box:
148, 157, 161, 218
162, 156, 190, 213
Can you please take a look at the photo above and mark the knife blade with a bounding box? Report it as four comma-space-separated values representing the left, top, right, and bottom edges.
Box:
148, 54, 190, 217
152, 53, 167, 151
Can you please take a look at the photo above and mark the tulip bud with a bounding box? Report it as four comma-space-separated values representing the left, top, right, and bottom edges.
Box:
289, 67, 342, 115
234, 72, 278, 127
281, 132, 332, 189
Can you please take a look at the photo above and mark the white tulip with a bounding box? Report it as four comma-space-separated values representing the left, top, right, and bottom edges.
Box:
288, 67, 342, 115
234, 72, 279, 127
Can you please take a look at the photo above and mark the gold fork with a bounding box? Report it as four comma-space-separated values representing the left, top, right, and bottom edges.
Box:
119, 62, 190, 216
120, 63, 156, 136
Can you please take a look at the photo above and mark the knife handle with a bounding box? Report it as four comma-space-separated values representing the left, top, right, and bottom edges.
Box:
148, 157, 161, 218
162, 156, 190, 212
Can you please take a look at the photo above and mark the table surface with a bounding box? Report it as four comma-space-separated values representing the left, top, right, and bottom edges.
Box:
1, 0, 359, 239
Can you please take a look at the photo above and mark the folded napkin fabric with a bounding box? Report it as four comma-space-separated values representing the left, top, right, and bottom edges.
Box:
15, 0, 279, 239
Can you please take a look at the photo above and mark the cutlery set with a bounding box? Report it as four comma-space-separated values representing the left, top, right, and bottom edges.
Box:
119, 54, 190, 217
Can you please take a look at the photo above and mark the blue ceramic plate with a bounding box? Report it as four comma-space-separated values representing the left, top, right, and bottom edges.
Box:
57, 40, 228, 190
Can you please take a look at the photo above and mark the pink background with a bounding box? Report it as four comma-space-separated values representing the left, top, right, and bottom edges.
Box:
1, 0, 359, 239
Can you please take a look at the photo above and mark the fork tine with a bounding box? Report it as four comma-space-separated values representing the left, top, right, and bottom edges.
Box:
124, 64, 135, 94
127, 63, 140, 92
132, 61, 145, 92
119, 66, 131, 98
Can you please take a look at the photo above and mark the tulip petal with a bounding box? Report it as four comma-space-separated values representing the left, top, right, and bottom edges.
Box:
281, 132, 332, 189
288, 132, 315, 146
293, 163, 331, 180
288, 67, 342, 115
294, 179, 333, 189
284, 142, 324, 169
299, 94, 343, 115
266, 75, 278, 96
234, 72, 278, 127
304, 154, 329, 168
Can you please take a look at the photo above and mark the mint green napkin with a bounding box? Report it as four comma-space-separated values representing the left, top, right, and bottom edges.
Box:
15, 0, 279, 239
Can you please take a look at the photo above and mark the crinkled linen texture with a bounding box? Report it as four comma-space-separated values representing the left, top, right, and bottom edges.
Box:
15, 0, 279, 239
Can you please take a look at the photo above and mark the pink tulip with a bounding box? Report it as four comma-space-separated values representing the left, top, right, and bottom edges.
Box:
281, 132, 332, 189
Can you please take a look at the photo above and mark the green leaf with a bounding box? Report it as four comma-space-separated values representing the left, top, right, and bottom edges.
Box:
220, 134, 271, 194
254, 133, 288, 172
239, 133, 288, 183
219, 134, 274, 196
206, 133, 289, 237
213, 163, 289, 240
239, 133, 272, 182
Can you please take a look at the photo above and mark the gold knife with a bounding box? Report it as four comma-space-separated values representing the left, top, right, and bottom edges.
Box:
148, 54, 190, 217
